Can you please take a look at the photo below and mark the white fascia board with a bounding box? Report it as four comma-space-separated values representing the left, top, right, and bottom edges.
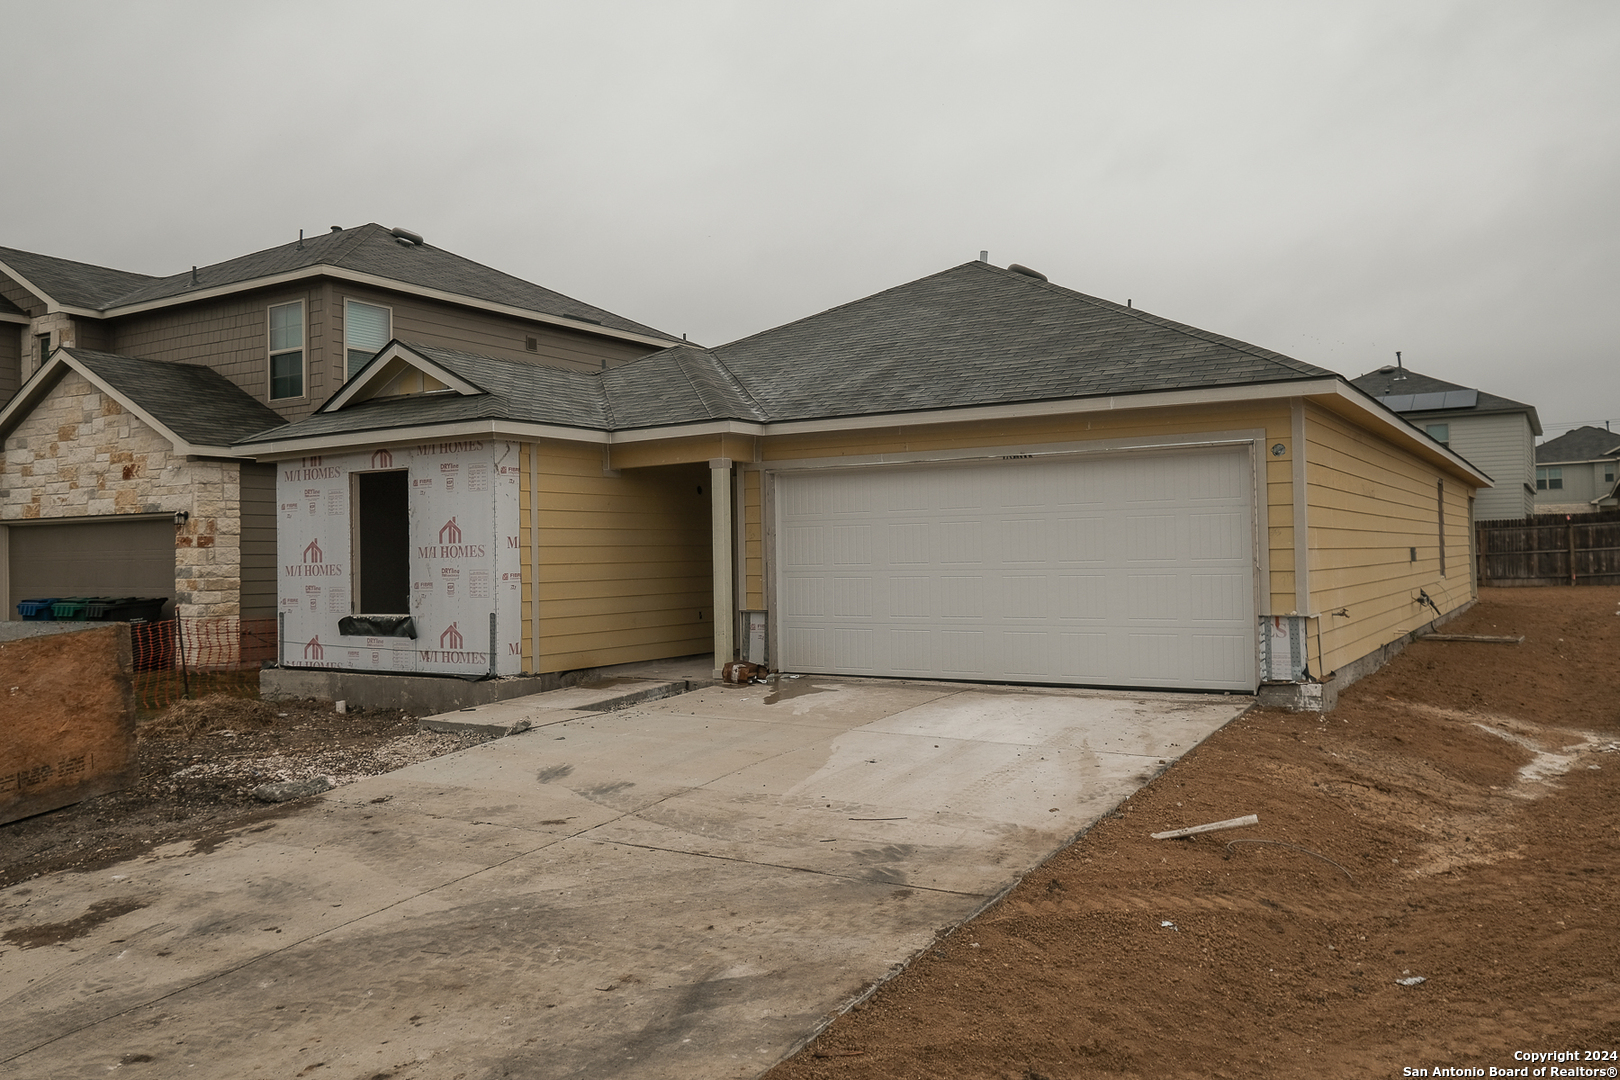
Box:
80, 265, 679, 349
239, 418, 611, 460
1325, 383, 1493, 487
322, 342, 484, 412
236, 377, 1496, 487
0, 312, 29, 325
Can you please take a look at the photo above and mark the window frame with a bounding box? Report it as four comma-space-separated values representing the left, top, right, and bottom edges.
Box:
344, 298, 393, 381
1424, 422, 1449, 444
1536, 466, 1563, 491
268, 300, 306, 400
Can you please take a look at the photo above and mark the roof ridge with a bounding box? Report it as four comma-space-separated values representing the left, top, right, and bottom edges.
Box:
674, 345, 768, 421
713, 263, 980, 358
991, 263, 1332, 378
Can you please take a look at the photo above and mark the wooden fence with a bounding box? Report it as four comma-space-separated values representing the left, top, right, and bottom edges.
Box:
1476, 510, 1620, 586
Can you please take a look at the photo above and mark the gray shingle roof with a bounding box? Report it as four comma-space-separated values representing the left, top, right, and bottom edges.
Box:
63, 349, 287, 447
0, 249, 157, 310
0, 225, 675, 340
1350, 366, 1537, 419
241, 263, 1345, 446
1536, 425, 1620, 463
705, 262, 1336, 422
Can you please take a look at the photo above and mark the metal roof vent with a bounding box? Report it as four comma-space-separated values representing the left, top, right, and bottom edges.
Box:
1007, 263, 1048, 281
390, 226, 424, 247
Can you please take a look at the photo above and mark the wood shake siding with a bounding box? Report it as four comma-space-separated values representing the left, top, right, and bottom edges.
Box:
1304, 403, 1476, 675
239, 462, 277, 618
334, 286, 656, 373
530, 441, 711, 672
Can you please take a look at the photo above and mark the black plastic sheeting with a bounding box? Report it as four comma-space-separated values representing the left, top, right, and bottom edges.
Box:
337, 615, 417, 639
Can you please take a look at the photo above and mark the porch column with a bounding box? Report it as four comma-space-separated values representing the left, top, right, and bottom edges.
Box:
710, 457, 734, 676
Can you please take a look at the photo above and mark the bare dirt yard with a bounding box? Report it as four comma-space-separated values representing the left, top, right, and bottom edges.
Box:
0, 697, 489, 890
765, 585, 1620, 1080
2, 587, 1616, 1079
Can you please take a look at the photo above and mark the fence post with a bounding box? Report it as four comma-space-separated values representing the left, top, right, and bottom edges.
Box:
1569, 521, 1577, 585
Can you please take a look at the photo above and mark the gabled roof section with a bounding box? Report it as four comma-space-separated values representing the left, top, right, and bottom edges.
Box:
1350, 366, 1541, 434
0, 248, 157, 311
0, 225, 679, 345
235, 342, 613, 445
1536, 425, 1620, 463
0, 348, 285, 452
703, 261, 1338, 423
324, 340, 487, 411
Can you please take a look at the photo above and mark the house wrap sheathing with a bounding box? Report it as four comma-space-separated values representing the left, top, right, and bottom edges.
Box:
277, 441, 524, 675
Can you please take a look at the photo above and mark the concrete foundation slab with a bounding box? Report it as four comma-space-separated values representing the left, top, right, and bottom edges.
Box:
0, 679, 1250, 1079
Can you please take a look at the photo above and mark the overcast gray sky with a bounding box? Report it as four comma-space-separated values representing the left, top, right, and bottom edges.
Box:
6, 0, 1616, 438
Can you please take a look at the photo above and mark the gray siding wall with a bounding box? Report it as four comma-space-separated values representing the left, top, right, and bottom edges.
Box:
98, 281, 661, 427
239, 461, 278, 618
0, 273, 43, 318
109, 285, 327, 423
1443, 413, 1536, 521
0, 326, 20, 405
332, 284, 656, 376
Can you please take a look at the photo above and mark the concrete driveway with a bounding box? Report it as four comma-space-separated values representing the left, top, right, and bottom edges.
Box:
0, 678, 1248, 1080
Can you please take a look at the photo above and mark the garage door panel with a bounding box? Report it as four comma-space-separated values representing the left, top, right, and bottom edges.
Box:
9, 518, 176, 617
777, 449, 1256, 691
1189, 512, 1245, 559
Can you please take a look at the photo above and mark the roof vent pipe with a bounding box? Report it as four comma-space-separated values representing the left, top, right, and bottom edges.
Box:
1393, 351, 1406, 382
190, 265, 199, 285
1007, 263, 1048, 281
390, 226, 424, 246
979, 250, 988, 263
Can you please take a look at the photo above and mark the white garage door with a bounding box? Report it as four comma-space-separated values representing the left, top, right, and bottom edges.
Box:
775, 447, 1256, 691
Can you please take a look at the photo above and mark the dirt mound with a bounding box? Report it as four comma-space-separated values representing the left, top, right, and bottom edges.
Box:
139, 693, 287, 739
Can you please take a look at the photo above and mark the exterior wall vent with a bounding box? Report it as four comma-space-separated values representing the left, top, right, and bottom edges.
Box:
524, 336, 539, 352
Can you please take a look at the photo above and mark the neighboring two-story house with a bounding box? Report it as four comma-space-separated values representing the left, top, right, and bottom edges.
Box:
1350, 365, 1541, 522
0, 225, 680, 622
1534, 425, 1620, 515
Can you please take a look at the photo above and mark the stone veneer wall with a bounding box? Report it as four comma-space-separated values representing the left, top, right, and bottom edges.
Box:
0, 369, 244, 618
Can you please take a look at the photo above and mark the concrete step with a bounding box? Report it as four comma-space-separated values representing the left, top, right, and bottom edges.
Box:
417, 677, 692, 736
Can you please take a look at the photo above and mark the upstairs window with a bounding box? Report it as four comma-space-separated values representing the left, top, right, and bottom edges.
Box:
1425, 423, 1449, 444
35, 333, 50, 370
345, 300, 391, 379
269, 301, 304, 399
1536, 466, 1562, 491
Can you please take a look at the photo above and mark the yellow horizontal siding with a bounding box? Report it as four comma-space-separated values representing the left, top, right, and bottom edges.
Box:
527, 441, 711, 674
1304, 403, 1477, 675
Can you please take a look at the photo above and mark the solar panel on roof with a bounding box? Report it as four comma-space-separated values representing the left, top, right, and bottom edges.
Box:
1441, 389, 1477, 409
1378, 394, 1417, 411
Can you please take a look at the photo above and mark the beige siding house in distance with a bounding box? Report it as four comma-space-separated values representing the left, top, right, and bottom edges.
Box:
241, 259, 1490, 709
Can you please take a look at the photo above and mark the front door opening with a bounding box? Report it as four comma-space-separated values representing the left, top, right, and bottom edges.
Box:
356, 471, 409, 613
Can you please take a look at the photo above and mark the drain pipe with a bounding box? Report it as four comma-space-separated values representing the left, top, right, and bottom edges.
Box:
488, 611, 497, 679
278, 611, 285, 667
